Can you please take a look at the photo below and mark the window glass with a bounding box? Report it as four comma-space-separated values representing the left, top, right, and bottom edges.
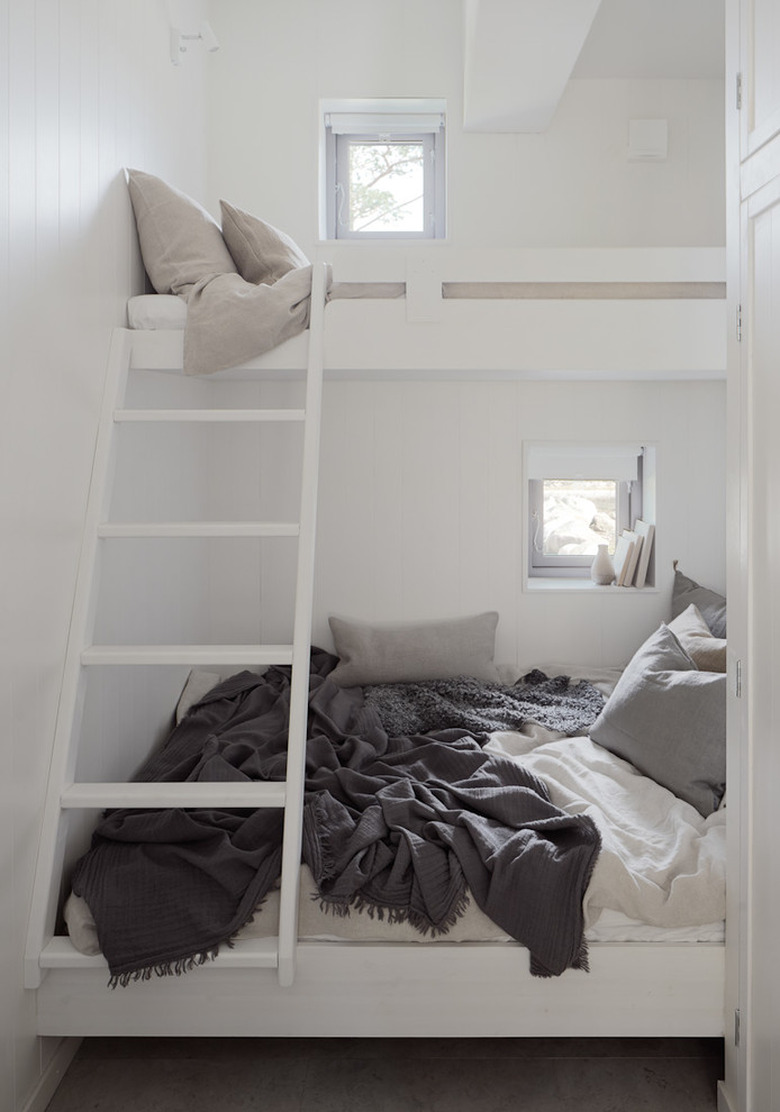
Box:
344, 139, 425, 234
540, 479, 618, 557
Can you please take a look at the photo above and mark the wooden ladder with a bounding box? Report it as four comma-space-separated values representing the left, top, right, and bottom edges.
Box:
24, 262, 328, 990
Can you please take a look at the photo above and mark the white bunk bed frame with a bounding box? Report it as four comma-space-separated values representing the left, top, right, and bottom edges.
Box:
26, 256, 727, 1039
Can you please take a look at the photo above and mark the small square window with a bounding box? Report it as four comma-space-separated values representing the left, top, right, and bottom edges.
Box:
323, 101, 445, 240
526, 444, 646, 580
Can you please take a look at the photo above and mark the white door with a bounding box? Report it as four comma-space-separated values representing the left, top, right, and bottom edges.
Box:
729, 3, 780, 1110
741, 168, 780, 1112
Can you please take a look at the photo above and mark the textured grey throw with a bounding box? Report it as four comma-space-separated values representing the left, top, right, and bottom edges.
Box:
71, 650, 601, 984
364, 670, 605, 739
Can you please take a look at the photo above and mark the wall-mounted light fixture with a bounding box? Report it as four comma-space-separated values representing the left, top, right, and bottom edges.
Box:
170, 20, 220, 65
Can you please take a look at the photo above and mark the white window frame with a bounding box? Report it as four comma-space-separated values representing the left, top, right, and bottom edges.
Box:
525, 443, 646, 580
322, 99, 446, 241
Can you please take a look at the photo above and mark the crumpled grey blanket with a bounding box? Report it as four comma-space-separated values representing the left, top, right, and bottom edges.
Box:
71, 650, 601, 984
364, 670, 605, 739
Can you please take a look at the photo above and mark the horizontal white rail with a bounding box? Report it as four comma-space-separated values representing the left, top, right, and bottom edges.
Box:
61, 782, 287, 809
81, 644, 293, 666
98, 521, 300, 538
114, 408, 305, 423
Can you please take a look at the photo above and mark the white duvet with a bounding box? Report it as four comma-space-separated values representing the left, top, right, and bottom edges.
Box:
485, 728, 726, 930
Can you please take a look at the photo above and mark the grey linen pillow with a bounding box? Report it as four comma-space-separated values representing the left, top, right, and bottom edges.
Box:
328, 613, 501, 687
126, 170, 236, 296
589, 623, 726, 816
220, 201, 310, 285
671, 566, 727, 637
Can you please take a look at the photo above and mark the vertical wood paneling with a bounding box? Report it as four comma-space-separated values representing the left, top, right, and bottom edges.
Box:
0, 2, 210, 1108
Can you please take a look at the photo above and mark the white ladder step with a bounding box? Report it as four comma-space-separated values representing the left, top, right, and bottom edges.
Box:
61, 782, 287, 809
114, 408, 305, 423
40, 936, 280, 970
98, 521, 300, 538
81, 645, 293, 666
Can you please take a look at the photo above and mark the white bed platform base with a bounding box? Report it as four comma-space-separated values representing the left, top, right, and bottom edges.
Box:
25, 255, 726, 1040
35, 940, 724, 1039
131, 247, 727, 380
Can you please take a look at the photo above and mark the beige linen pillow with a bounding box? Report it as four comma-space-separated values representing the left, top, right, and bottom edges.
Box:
328, 612, 501, 687
126, 169, 236, 296
220, 201, 309, 285
668, 603, 727, 672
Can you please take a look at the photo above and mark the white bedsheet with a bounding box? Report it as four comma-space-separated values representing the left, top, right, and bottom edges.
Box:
485, 730, 726, 930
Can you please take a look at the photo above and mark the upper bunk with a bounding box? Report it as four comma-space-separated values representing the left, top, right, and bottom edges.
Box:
127, 247, 727, 381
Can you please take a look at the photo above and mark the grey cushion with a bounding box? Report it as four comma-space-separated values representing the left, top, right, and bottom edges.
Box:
220, 201, 309, 285
126, 170, 236, 296
328, 612, 501, 688
671, 567, 727, 637
667, 603, 727, 672
589, 624, 726, 816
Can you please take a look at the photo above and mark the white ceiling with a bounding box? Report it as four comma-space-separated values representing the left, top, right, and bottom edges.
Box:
462, 0, 725, 134
572, 0, 725, 80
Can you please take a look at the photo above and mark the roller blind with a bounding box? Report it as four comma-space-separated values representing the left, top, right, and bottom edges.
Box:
325, 112, 445, 135
526, 444, 642, 482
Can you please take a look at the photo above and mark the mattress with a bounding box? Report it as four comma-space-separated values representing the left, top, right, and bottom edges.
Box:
126, 284, 406, 331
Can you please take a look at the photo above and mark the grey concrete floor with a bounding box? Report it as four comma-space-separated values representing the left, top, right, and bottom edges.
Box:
45, 1036, 724, 1111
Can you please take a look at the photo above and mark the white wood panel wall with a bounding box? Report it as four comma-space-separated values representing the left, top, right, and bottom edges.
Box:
0, 2, 210, 1109
254, 378, 727, 669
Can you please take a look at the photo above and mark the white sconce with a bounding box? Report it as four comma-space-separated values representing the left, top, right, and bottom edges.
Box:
170, 20, 220, 65
627, 119, 668, 161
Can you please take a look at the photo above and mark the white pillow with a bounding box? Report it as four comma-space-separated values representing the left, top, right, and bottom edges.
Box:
328, 612, 501, 687
126, 169, 236, 296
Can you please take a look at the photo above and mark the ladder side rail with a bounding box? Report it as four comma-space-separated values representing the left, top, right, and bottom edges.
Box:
24, 329, 133, 989
277, 263, 328, 987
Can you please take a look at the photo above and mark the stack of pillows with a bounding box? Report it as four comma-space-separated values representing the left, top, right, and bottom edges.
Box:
589, 567, 727, 817
126, 169, 327, 375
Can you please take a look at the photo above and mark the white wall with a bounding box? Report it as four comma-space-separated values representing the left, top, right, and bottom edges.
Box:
252, 378, 726, 669
202, 0, 727, 666
205, 0, 725, 254
0, 1, 210, 1108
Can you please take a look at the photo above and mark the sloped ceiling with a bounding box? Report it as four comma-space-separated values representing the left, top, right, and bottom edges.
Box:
463, 0, 725, 133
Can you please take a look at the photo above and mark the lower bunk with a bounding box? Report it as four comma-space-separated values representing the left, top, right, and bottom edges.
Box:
37, 600, 727, 1040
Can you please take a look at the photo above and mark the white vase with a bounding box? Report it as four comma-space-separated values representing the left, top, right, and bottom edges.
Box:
590, 544, 615, 585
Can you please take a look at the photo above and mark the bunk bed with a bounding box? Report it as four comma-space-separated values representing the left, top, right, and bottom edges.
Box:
25, 172, 728, 1039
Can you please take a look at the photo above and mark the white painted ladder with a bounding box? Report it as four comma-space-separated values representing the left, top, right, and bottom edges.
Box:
25, 262, 328, 990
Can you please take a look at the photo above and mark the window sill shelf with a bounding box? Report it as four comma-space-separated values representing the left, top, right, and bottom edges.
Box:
525, 578, 658, 594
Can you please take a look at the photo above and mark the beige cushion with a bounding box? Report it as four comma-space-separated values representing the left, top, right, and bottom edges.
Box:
220, 200, 309, 285
127, 169, 236, 296
668, 603, 727, 673
328, 612, 501, 688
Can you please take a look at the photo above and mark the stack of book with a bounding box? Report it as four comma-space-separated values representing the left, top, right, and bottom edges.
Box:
612, 520, 655, 587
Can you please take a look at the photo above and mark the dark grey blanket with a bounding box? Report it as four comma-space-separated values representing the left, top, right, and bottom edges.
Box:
71, 650, 601, 984
364, 670, 605, 739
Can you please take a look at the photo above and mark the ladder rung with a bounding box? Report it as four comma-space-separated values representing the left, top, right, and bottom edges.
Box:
61, 782, 287, 809
98, 522, 300, 538
114, 408, 305, 423
81, 645, 293, 666
40, 936, 279, 969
